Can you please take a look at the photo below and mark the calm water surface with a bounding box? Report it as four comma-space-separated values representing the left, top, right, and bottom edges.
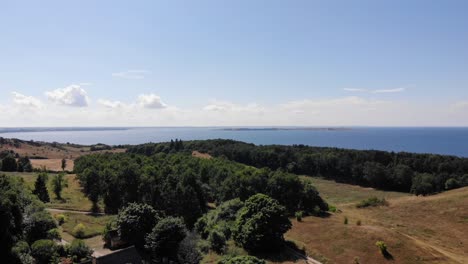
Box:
1, 127, 468, 157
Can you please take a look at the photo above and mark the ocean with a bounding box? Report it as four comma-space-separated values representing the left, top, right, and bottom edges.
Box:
1, 127, 468, 157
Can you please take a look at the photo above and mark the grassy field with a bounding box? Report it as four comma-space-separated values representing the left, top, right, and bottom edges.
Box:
9, 172, 96, 212
285, 177, 468, 264
51, 211, 115, 239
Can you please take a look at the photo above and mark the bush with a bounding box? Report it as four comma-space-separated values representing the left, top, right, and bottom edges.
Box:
344, 216, 348, 225
47, 228, 61, 240
295, 211, 303, 222
376, 241, 388, 255
219, 255, 266, 264
31, 239, 58, 264
55, 214, 67, 225
445, 178, 460, 190
208, 229, 226, 253
23, 211, 57, 243
73, 223, 86, 238
356, 220, 362, 226
328, 205, 337, 213
68, 239, 92, 262
356, 197, 388, 208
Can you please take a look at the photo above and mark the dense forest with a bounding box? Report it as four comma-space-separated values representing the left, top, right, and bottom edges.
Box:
127, 139, 468, 195
74, 152, 328, 223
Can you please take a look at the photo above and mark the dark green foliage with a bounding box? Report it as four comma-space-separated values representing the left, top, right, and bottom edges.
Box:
31, 239, 58, 264
233, 194, 291, 252
1, 155, 18, 171
145, 216, 187, 260
445, 178, 460, 190
177, 233, 203, 264
356, 197, 388, 208
411, 173, 436, 195
23, 210, 57, 243
128, 139, 468, 193
295, 211, 303, 222
116, 203, 161, 248
51, 172, 68, 200
208, 229, 226, 253
75, 152, 327, 220
219, 255, 266, 264
11, 241, 33, 264
33, 173, 50, 203
18, 157, 33, 172
61, 158, 67, 171
195, 198, 244, 240
67, 239, 92, 262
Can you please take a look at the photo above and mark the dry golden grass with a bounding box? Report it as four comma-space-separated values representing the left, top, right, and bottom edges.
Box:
192, 151, 212, 159
30, 159, 74, 171
286, 177, 468, 264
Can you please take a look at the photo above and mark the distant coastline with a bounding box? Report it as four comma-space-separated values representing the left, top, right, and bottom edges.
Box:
0, 127, 129, 134
219, 127, 351, 131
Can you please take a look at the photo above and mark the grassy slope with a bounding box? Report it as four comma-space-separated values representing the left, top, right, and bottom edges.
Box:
285, 177, 468, 264
11, 172, 95, 211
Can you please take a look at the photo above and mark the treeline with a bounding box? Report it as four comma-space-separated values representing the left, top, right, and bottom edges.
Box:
0, 150, 33, 172
127, 139, 468, 195
74, 152, 328, 226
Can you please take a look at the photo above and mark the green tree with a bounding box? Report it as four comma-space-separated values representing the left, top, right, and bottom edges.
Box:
411, 173, 435, 195
219, 255, 266, 264
31, 239, 58, 264
18, 156, 33, 172
145, 216, 187, 260
51, 172, 68, 200
208, 229, 226, 253
1, 156, 17, 171
233, 194, 291, 252
61, 158, 67, 171
33, 173, 50, 203
68, 239, 93, 262
177, 233, 202, 264
116, 203, 161, 248
23, 211, 57, 243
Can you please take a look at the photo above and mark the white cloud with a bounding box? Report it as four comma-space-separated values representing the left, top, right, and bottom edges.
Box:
343, 88, 368, 92
137, 94, 167, 109
98, 99, 126, 109
46, 85, 90, 107
372, 87, 406, 93
203, 101, 264, 113
11, 92, 43, 109
344, 87, 406, 94
451, 101, 468, 111
112, 70, 150, 79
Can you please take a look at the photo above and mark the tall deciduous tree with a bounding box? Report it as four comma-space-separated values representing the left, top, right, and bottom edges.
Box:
51, 173, 68, 200
233, 194, 291, 252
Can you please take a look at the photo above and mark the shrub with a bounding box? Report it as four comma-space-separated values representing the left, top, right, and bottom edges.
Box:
356, 220, 362, 226
328, 205, 337, 213
344, 216, 348, 225
55, 214, 67, 225
47, 228, 61, 240
73, 223, 86, 238
31, 239, 58, 264
219, 255, 266, 264
197, 239, 210, 253
445, 178, 460, 190
376, 241, 388, 255
23, 211, 57, 243
208, 229, 226, 253
295, 211, 303, 222
356, 197, 388, 208
67, 239, 92, 262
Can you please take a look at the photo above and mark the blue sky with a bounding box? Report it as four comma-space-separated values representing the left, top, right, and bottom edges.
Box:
1, 0, 468, 126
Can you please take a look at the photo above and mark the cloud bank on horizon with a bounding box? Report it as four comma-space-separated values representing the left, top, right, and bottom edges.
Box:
1, 84, 468, 127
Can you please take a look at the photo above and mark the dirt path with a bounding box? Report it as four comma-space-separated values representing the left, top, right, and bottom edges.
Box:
46, 208, 105, 215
